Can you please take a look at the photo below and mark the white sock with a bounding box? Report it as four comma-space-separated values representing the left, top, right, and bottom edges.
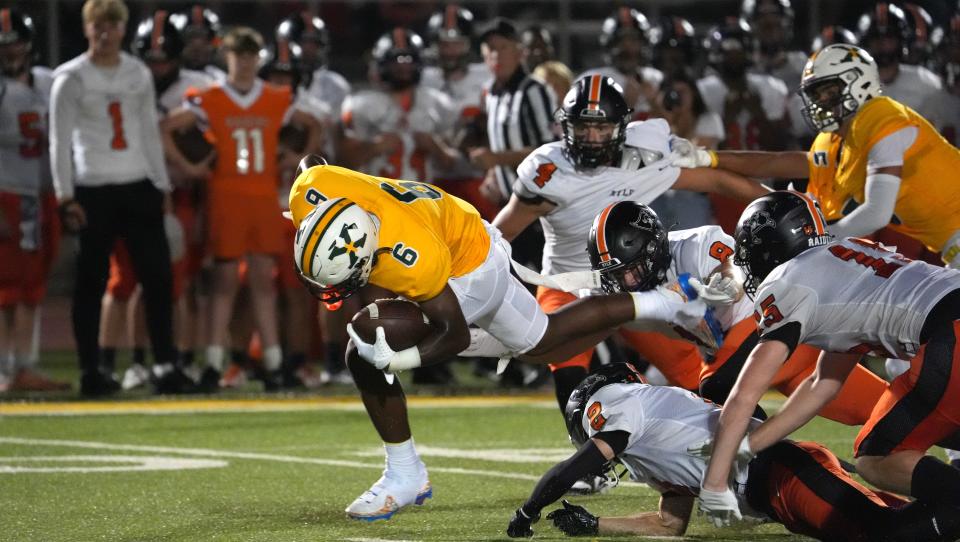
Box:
385, 438, 422, 478
205, 345, 225, 372
263, 344, 282, 371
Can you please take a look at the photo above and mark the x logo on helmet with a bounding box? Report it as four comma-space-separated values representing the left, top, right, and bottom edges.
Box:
327, 223, 367, 268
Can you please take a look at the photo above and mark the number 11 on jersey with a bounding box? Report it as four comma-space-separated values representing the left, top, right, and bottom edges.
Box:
231, 127, 264, 174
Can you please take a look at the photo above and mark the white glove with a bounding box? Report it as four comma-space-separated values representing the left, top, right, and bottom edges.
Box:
689, 273, 743, 306
698, 486, 743, 527
629, 286, 720, 349
163, 213, 185, 262
346, 324, 421, 372
669, 136, 715, 168
687, 436, 755, 464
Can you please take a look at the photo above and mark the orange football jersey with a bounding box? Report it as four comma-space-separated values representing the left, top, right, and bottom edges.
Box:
186, 80, 291, 196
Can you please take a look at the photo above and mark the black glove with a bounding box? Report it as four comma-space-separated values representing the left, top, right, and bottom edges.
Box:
507, 506, 540, 538
547, 500, 599, 536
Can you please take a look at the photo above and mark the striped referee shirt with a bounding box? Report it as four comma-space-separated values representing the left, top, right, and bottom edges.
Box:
483, 67, 557, 195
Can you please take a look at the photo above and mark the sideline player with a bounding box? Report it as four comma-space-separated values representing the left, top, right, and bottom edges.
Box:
289, 161, 714, 521
506, 363, 960, 541
699, 191, 960, 529
493, 75, 769, 407
587, 200, 887, 425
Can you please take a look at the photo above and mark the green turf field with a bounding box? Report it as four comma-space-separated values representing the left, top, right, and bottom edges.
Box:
0, 354, 890, 541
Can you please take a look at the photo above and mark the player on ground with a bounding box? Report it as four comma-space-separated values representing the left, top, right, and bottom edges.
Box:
699, 191, 960, 529
587, 200, 887, 425
288, 161, 715, 521
0, 8, 69, 392
506, 363, 960, 541
493, 75, 769, 408
163, 27, 310, 391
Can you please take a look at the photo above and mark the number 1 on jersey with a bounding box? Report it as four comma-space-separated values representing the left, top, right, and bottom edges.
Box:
108, 101, 127, 150
231, 128, 265, 175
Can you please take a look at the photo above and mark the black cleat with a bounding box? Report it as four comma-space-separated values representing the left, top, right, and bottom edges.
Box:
196, 367, 221, 393
152, 365, 197, 395
80, 370, 121, 397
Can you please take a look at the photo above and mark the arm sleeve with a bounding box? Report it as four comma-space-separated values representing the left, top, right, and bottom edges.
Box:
866, 126, 918, 171
519, 432, 629, 517
49, 72, 80, 201
826, 172, 901, 240
140, 80, 171, 193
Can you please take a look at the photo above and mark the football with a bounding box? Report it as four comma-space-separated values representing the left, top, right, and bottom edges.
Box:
350, 299, 432, 350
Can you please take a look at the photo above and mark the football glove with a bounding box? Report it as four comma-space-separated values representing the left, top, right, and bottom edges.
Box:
688, 273, 742, 306
507, 507, 539, 538
669, 136, 716, 168
698, 486, 742, 527
345, 324, 421, 372
547, 500, 599, 536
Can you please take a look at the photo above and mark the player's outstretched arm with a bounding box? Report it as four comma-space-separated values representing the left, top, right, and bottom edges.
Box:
748, 351, 860, 453
595, 493, 693, 537
492, 194, 555, 242
702, 340, 789, 493
674, 167, 769, 203
714, 150, 809, 179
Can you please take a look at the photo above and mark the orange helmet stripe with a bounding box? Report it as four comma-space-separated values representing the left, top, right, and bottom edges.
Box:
0, 9, 12, 34
619, 7, 632, 25
151, 10, 167, 53
278, 39, 290, 63
444, 4, 458, 30
791, 191, 826, 236
393, 27, 407, 48
595, 204, 615, 262
587, 75, 602, 110
191, 5, 204, 26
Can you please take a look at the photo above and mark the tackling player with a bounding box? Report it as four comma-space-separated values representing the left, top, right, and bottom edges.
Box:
288, 161, 715, 521
699, 191, 960, 529
494, 75, 769, 408
506, 363, 960, 541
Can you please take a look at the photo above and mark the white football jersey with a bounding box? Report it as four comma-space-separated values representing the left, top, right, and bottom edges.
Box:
883, 64, 943, 119
579, 65, 664, 114
341, 86, 457, 182
755, 237, 960, 359
157, 68, 212, 116
582, 383, 762, 517
0, 67, 53, 196
421, 63, 491, 180
696, 73, 788, 150
753, 51, 808, 96
50, 52, 168, 193
665, 226, 755, 330
304, 66, 351, 120
920, 90, 960, 145
513, 119, 680, 275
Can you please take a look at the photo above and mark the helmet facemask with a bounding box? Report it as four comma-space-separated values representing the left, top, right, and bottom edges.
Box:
563, 117, 624, 170
0, 40, 30, 77
800, 75, 858, 133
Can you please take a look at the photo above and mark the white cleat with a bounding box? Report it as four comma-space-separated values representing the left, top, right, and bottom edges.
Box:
345, 468, 432, 522
121, 364, 151, 390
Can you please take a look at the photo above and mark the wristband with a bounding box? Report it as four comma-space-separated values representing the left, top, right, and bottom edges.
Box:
708, 150, 719, 168
386, 346, 422, 372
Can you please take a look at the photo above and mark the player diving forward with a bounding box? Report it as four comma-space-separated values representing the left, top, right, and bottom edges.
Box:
288, 160, 714, 521
699, 191, 960, 532
505, 363, 960, 541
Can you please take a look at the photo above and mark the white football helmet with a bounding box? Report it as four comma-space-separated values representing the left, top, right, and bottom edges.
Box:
294, 197, 379, 303
799, 44, 881, 133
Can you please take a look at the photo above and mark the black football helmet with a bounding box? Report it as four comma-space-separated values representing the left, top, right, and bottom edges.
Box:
588, 201, 671, 294
171, 6, 221, 71
521, 25, 555, 68
600, 7, 652, 73
649, 16, 697, 76
901, 3, 944, 67
372, 28, 424, 91
556, 75, 632, 170
741, 0, 793, 55
276, 11, 329, 71
133, 10, 184, 62
734, 191, 832, 295
856, 3, 910, 68
810, 25, 858, 54
427, 5, 474, 73
260, 39, 303, 89
564, 362, 646, 447
938, 12, 960, 88
0, 8, 34, 77
704, 18, 754, 78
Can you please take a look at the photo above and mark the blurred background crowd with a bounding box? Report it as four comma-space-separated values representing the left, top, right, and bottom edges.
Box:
1, 0, 958, 396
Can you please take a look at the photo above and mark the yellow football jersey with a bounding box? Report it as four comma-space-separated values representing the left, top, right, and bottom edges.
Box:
289, 165, 491, 301
806, 96, 960, 252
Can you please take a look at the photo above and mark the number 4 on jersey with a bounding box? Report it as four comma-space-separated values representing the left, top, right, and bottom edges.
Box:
533, 163, 557, 188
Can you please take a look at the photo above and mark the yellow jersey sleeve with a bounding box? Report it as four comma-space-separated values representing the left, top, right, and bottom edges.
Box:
848, 97, 916, 151
369, 233, 452, 302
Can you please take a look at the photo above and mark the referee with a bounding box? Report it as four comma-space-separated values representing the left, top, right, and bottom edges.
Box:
49, 0, 191, 396
472, 17, 558, 204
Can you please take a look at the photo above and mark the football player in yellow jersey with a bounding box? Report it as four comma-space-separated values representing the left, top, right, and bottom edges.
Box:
673, 43, 960, 269
288, 157, 715, 521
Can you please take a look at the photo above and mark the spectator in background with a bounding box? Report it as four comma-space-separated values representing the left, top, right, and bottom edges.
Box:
582, 8, 662, 117
171, 5, 224, 81
521, 25, 555, 70
742, 0, 807, 93
50, 0, 190, 396
649, 15, 700, 80
0, 8, 70, 392
533, 60, 573, 104
276, 11, 351, 122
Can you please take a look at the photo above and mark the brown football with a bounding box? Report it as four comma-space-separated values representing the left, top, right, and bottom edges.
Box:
350, 299, 432, 350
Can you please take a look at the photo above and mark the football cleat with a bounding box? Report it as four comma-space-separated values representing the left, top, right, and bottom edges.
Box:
122, 363, 152, 390
345, 468, 432, 521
